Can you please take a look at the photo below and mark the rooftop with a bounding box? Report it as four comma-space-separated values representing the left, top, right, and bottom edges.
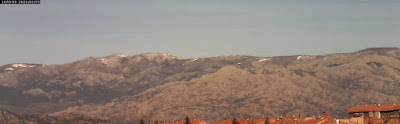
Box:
348, 103, 400, 113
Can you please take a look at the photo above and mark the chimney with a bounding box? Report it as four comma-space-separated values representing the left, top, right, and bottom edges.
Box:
378, 104, 381, 107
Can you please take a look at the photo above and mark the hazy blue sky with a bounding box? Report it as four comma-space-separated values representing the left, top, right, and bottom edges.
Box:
1, 0, 399, 65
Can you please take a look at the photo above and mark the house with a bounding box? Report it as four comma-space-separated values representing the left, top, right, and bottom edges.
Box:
348, 103, 400, 120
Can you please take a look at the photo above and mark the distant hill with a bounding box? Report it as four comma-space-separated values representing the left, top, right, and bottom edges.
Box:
1, 48, 400, 123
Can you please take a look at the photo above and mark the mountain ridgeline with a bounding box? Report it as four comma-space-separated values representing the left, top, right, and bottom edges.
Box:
1, 48, 400, 123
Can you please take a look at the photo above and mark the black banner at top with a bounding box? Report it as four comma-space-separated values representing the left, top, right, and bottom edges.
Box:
1, 0, 40, 4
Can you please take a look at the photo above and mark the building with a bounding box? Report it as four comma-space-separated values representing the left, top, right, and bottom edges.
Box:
348, 103, 400, 120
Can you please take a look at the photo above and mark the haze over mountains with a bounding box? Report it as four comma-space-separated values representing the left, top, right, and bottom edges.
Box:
1, 47, 400, 123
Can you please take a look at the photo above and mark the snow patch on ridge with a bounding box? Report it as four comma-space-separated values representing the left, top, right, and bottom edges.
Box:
297, 56, 303, 60
141, 53, 178, 60
115, 54, 127, 58
5, 63, 42, 71
101, 58, 110, 65
258, 58, 271, 62
12, 63, 35, 68
297, 56, 314, 61
11, 63, 40, 68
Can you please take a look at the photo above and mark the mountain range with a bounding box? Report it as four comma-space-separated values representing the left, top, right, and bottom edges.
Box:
1, 47, 400, 123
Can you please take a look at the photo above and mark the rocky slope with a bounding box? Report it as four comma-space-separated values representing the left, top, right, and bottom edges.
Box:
54, 48, 400, 122
0, 53, 237, 114
1, 48, 400, 123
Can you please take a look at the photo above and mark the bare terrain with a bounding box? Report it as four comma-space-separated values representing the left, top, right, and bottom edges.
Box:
1, 48, 400, 123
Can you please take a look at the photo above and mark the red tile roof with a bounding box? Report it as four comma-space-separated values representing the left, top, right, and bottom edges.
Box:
348, 103, 400, 113
387, 119, 400, 124
270, 118, 296, 124
297, 114, 335, 124
161, 114, 335, 124
161, 119, 207, 124
213, 118, 267, 124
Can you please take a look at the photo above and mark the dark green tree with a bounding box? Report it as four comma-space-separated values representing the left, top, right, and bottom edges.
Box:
184, 116, 191, 124
140, 118, 145, 124
264, 117, 269, 124
232, 118, 239, 124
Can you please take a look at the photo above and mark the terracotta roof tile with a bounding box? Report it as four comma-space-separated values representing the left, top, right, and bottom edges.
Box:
348, 103, 400, 113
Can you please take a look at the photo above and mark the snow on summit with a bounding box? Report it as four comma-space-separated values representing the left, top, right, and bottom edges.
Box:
297, 56, 303, 60
258, 58, 271, 62
4, 63, 43, 71
12, 63, 35, 68
115, 54, 127, 58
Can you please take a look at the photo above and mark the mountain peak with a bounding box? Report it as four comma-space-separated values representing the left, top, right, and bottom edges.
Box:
102, 54, 128, 59
139, 53, 178, 60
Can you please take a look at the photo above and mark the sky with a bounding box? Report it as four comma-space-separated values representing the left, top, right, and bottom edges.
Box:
0, 0, 400, 65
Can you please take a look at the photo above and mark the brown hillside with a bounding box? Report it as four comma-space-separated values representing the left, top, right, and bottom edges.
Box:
50, 48, 400, 122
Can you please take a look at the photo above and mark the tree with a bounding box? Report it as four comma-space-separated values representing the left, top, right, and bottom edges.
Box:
232, 118, 239, 124
155, 120, 158, 124
140, 118, 145, 124
265, 117, 269, 124
184, 116, 191, 124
